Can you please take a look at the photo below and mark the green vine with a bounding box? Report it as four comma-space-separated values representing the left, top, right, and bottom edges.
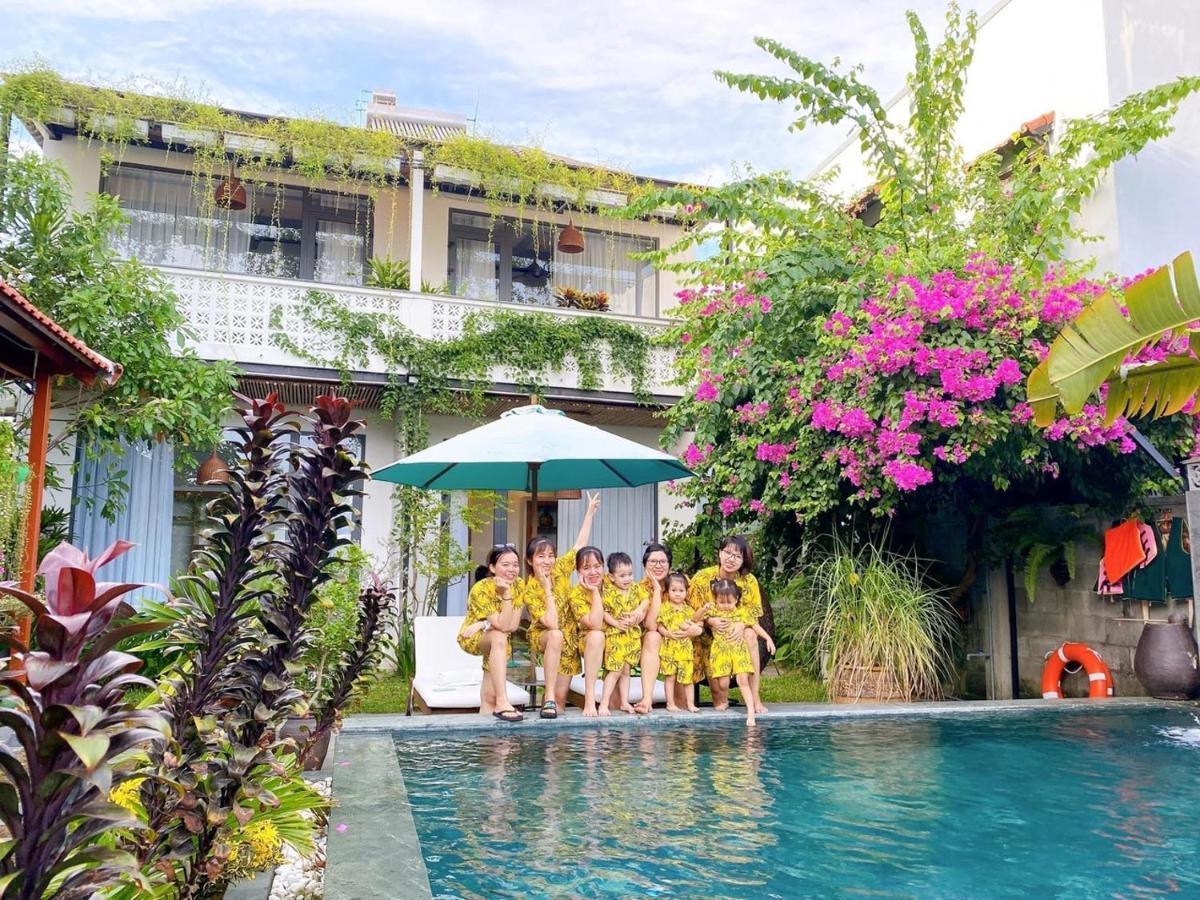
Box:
270, 290, 657, 448
0, 66, 671, 240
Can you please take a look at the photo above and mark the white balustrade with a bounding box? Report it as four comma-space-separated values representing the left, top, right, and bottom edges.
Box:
161, 267, 681, 397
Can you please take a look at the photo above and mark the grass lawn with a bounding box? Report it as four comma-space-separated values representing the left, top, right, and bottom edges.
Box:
350, 667, 826, 715
351, 672, 412, 714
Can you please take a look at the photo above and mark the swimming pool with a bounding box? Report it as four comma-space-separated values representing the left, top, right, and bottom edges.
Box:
391, 706, 1200, 897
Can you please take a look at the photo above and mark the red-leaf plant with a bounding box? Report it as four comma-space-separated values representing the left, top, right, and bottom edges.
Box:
303, 572, 395, 759
0, 540, 167, 900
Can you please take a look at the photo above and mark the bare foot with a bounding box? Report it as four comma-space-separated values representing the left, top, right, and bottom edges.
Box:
665, 704, 681, 713
714, 703, 729, 712
687, 705, 700, 713
757, 702, 768, 713
746, 712, 757, 727
583, 704, 598, 718
619, 702, 636, 714
598, 706, 612, 717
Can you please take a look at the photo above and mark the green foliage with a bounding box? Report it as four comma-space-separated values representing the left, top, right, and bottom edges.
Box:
365, 256, 449, 295
627, 3, 1200, 562
271, 289, 655, 448
0, 154, 237, 515
297, 544, 371, 696
0, 421, 29, 583
349, 672, 411, 714
795, 535, 960, 701
990, 505, 1098, 602
1030, 252, 1200, 424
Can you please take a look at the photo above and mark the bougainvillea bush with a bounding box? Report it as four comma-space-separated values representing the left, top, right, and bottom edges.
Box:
633, 4, 1199, 574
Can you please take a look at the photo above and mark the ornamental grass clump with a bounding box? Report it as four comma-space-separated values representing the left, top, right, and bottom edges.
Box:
0, 540, 168, 900
798, 537, 958, 702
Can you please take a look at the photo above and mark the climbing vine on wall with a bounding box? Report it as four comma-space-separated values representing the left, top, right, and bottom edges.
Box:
270, 290, 657, 449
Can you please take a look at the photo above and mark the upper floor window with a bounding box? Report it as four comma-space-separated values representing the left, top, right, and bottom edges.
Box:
102, 165, 371, 286
447, 211, 658, 317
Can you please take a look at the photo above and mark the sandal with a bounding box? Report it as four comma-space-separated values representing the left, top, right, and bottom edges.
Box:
493, 709, 523, 723
540, 701, 559, 720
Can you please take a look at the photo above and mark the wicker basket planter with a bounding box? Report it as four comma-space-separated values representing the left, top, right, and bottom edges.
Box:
832, 664, 905, 704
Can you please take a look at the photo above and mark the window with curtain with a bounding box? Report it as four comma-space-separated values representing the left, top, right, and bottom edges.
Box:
103, 166, 371, 286
447, 211, 658, 316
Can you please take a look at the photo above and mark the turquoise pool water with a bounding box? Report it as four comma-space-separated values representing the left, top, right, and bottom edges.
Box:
393, 707, 1200, 897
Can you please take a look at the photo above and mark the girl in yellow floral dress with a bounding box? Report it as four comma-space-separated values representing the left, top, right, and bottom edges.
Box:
456, 545, 525, 721
700, 579, 774, 727
657, 572, 702, 712
598, 552, 647, 716
566, 546, 608, 717
689, 535, 767, 712
520, 492, 601, 718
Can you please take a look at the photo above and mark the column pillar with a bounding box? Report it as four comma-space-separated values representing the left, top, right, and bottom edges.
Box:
408, 150, 425, 292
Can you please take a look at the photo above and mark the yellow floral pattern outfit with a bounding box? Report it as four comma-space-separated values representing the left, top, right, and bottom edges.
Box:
657, 602, 696, 683
706, 605, 755, 679
457, 578, 524, 671
602, 581, 647, 671
688, 567, 763, 680
522, 550, 582, 677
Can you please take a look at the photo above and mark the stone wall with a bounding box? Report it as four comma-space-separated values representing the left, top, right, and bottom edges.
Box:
982, 537, 1193, 700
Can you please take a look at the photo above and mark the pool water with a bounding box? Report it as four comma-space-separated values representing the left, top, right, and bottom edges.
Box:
394, 707, 1200, 898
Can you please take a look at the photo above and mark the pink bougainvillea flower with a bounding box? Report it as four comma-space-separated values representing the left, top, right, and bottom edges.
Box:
718, 496, 742, 517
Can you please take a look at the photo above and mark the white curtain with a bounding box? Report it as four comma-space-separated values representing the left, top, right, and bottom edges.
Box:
553, 232, 652, 316
556, 485, 656, 580
107, 167, 250, 270
453, 237, 498, 301
315, 219, 364, 285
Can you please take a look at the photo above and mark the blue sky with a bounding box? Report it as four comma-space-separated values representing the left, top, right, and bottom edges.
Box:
7, 0, 987, 184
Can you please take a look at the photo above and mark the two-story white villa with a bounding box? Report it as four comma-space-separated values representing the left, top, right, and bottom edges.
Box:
14, 81, 695, 613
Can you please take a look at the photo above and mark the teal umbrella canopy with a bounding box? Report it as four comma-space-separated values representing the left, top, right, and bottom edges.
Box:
373, 405, 692, 492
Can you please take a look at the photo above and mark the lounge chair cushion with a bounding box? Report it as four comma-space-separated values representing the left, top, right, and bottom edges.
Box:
568, 674, 668, 704
412, 616, 530, 710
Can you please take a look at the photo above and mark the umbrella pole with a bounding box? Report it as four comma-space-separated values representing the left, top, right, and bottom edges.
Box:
527, 462, 541, 547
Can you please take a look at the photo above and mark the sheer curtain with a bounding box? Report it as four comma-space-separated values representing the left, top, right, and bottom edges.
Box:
107, 167, 250, 270
315, 219, 364, 285
71, 441, 174, 607
553, 232, 652, 315
453, 238, 498, 301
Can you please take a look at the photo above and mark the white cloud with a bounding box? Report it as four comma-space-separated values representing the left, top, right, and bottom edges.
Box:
5, 0, 990, 181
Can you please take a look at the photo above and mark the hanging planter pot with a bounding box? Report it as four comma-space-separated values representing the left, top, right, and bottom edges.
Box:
213, 161, 247, 211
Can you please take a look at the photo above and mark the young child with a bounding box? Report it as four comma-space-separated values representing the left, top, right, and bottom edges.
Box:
657, 572, 702, 712
701, 579, 774, 726
598, 551, 647, 716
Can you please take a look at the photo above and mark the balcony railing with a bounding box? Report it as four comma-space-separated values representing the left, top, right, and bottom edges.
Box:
162, 267, 682, 398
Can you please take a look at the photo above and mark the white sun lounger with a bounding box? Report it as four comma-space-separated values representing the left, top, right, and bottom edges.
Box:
408, 615, 531, 715
568, 672, 668, 705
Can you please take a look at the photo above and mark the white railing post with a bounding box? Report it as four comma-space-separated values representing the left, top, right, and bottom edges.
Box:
408, 151, 425, 292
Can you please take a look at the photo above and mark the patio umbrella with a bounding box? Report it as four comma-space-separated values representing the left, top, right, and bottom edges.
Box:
373, 404, 692, 537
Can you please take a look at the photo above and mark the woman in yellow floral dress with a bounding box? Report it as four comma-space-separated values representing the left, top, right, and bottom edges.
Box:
519, 492, 601, 717
689, 535, 766, 712
700, 579, 774, 726
566, 546, 608, 717
457, 545, 525, 721
631, 542, 672, 713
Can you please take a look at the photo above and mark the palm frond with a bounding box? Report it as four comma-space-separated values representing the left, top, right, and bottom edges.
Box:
1029, 251, 1200, 424
1104, 353, 1200, 424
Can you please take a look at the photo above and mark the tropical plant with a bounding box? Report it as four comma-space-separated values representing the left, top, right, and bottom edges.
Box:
0, 539, 168, 900
796, 536, 959, 702
365, 256, 449, 295
304, 572, 395, 758
0, 154, 237, 518
1029, 251, 1200, 425
0, 421, 28, 585
622, 3, 1200, 582
554, 285, 610, 312
991, 506, 1098, 601
296, 545, 371, 698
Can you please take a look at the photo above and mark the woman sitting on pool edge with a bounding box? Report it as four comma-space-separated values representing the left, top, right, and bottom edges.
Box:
690, 535, 768, 713
457, 545, 525, 722
566, 545, 609, 717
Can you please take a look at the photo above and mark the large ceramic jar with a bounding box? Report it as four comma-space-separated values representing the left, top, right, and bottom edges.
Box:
1134, 613, 1200, 700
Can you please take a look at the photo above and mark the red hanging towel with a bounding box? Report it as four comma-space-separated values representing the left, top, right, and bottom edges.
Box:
1104, 519, 1147, 584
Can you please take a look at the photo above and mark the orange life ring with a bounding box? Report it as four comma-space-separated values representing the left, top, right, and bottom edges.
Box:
1041, 642, 1115, 699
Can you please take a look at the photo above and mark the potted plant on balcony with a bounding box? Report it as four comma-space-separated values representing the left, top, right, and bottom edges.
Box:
555, 285, 610, 312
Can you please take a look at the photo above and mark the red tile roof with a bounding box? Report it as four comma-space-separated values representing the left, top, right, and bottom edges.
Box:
0, 279, 122, 384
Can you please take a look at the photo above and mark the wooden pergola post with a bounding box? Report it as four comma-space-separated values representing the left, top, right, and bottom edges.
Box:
15, 372, 51, 650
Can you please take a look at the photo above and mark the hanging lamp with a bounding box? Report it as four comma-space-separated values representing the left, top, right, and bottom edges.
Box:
557, 220, 585, 254
214, 160, 247, 211
196, 448, 230, 484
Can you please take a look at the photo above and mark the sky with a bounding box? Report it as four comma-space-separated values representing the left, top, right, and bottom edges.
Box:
5, 0, 989, 185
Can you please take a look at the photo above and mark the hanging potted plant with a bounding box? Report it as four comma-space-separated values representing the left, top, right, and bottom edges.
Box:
993, 505, 1098, 601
